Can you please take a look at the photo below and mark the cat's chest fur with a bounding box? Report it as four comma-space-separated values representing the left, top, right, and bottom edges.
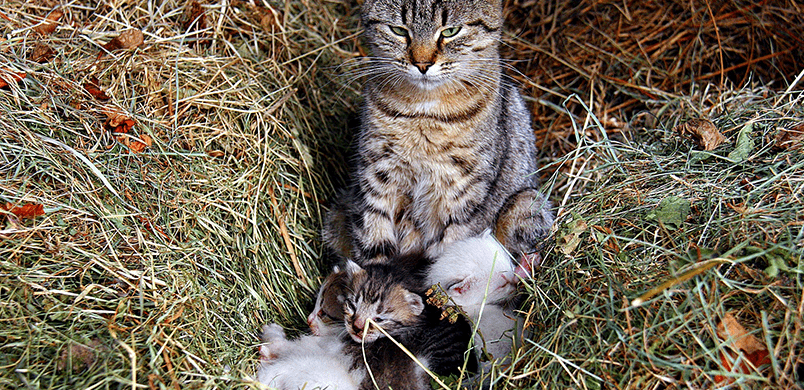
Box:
362, 88, 494, 226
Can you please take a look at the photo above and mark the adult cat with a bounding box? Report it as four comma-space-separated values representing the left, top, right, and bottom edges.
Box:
324, 0, 554, 265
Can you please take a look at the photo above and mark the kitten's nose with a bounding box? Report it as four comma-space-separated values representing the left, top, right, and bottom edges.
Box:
414, 62, 433, 74
352, 317, 365, 335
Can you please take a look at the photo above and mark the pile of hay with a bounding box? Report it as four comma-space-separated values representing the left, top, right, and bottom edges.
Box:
0, 0, 801, 389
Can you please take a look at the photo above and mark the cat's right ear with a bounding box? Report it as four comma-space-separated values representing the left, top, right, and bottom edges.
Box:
344, 260, 362, 276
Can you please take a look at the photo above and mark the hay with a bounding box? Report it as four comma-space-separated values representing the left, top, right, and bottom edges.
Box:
0, 0, 801, 389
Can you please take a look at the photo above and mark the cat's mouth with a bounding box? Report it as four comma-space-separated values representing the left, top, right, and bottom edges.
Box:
348, 328, 381, 343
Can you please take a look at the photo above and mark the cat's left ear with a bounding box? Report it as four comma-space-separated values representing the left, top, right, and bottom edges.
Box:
448, 279, 469, 296
404, 291, 425, 316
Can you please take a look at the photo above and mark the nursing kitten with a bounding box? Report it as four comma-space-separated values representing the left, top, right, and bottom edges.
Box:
342, 259, 477, 390
257, 324, 362, 390
307, 267, 349, 336
425, 230, 522, 363
323, 0, 554, 265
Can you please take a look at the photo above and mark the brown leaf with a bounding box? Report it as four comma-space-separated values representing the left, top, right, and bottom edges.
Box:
32, 8, 63, 36
675, 119, 727, 151
83, 76, 110, 100
183, 1, 207, 31
56, 339, 104, 371
774, 123, 804, 151
116, 134, 152, 154
715, 313, 772, 384
1, 203, 45, 220
101, 29, 144, 53
103, 108, 135, 133
29, 42, 55, 63
258, 6, 281, 33
0, 69, 26, 89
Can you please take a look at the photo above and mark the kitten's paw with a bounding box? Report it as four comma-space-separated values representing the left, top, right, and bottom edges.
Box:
260, 323, 286, 342
258, 324, 288, 362
515, 252, 541, 279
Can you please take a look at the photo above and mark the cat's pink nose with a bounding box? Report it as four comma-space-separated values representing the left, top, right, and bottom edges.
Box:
414, 62, 433, 74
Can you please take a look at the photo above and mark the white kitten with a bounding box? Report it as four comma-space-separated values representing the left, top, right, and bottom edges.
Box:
256, 324, 363, 390
426, 230, 522, 363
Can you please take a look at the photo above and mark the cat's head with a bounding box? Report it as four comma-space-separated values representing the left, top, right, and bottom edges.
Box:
361, 0, 503, 90
426, 229, 518, 307
307, 266, 348, 336
342, 260, 424, 343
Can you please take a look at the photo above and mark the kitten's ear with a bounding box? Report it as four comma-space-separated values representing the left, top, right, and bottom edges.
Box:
404, 291, 424, 316
344, 260, 362, 276
481, 228, 493, 239
448, 279, 468, 296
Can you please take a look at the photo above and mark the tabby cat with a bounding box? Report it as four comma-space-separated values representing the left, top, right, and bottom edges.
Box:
324, 0, 554, 265
341, 258, 477, 390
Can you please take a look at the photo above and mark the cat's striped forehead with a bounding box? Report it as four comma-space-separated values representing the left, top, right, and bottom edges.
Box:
363, 0, 502, 28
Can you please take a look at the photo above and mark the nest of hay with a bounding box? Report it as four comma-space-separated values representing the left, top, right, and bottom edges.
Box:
0, 0, 801, 389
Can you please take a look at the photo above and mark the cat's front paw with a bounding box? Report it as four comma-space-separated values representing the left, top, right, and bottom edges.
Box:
258, 323, 288, 362
494, 188, 554, 267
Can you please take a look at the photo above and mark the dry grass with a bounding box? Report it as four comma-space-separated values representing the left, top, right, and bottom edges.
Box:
0, 0, 801, 389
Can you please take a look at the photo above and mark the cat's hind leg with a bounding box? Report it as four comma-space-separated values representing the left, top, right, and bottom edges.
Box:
322, 188, 356, 259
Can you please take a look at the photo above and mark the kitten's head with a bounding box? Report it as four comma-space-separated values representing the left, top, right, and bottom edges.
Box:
307, 267, 348, 336
342, 260, 424, 343
361, 0, 503, 90
426, 230, 518, 307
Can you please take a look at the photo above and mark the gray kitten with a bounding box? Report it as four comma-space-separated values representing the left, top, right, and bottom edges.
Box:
324, 0, 554, 265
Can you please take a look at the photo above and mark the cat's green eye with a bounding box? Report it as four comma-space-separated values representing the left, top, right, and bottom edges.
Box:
389, 26, 408, 37
440, 26, 462, 38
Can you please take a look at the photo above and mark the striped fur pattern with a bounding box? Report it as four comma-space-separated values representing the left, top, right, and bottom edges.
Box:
341, 258, 476, 390
323, 0, 554, 264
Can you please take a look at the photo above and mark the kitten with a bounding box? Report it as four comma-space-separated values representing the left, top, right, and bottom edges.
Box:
341, 259, 477, 390
425, 230, 523, 363
256, 324, 363, 390
307, 267, 349, 336
323, 0, 554, 265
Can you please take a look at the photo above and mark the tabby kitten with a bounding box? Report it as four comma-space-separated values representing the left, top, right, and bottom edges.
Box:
323, 0, 554, 264
341, 259, 477, 389
307, 266, 349, 336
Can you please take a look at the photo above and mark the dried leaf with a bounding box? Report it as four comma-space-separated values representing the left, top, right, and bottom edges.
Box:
183, 1, 207, 31
774, 123, 804, 151
56, 339, 104, 371
646, 196, 690, 230
1, 203, 45, 220
258, 6, 281, 33
101, 29, 144, 53
83, 76, 110, 100
103, 108, 135, 133
116, 134, 152, 154
728, 122, 755, 163
674, 119, 727, 151
0, 69, 26, 88
29, 42, 55, 63
714, 313, 772, 384
32, 8, 63, 36
558, 217, 587, 256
